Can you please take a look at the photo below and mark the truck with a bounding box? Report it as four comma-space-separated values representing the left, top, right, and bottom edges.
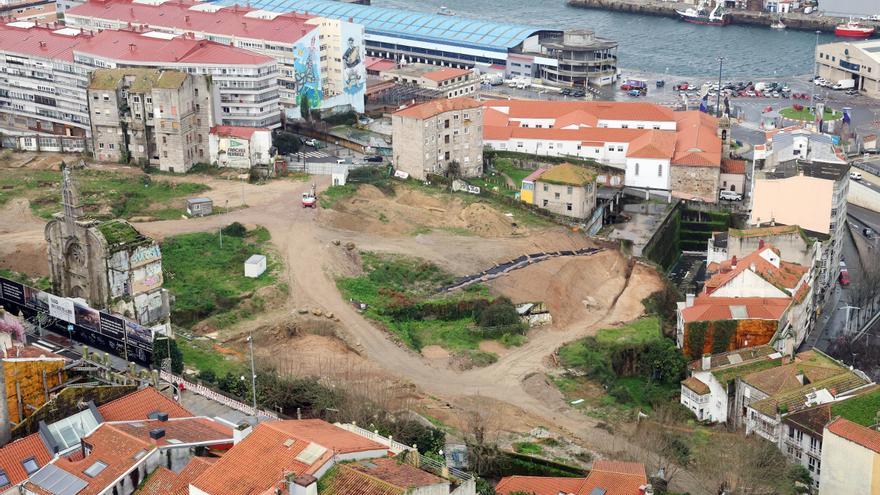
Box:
832, 79, 856, 90
483, 73, 503, 86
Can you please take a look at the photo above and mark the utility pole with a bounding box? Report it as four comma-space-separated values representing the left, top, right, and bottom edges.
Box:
716, 57, 724, 117
219, 227, 223, 248
247, 334, 257, 414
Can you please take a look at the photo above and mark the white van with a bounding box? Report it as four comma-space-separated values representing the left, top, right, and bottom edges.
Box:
720, 190, 743, 201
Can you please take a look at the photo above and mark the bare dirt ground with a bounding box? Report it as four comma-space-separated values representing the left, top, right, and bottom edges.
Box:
0, 159, 705, 492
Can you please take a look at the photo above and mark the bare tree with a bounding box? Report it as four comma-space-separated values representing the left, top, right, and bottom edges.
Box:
692, 433, 793, 495
631, 405, 688, 487
462, 403, 502, 477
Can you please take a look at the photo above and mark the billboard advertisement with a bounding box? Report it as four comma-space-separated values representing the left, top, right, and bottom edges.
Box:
217, 137, 251, 169
0, 277, 153, 365
47, 294, 75, 323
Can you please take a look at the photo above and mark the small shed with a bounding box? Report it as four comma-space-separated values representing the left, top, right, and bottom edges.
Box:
331, 164, 349, 186
244, 254, 267, 278
186, 198, 213, 217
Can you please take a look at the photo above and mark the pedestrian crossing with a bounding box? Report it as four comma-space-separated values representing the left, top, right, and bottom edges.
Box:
302, 150, 329, 159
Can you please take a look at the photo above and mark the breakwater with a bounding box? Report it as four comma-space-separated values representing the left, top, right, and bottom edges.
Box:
566, 0, 880, 33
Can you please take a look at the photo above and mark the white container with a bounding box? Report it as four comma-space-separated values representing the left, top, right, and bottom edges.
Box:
244, 254, 267, 278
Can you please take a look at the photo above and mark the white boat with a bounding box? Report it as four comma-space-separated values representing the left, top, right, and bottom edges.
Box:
770, 20, 786, 29
436, 6, 455, 16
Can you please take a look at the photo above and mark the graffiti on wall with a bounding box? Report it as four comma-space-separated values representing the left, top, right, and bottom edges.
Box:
130, 244, 161, 267
132, 261, 163, 294
293, 32, 323, 110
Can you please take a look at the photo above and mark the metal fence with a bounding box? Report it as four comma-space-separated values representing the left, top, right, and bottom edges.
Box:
159, 370, 279, 420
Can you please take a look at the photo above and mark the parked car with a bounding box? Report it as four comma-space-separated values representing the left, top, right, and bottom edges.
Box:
839, 262, 850, 286
561, 88, 571, 96
364, 155, 384, 163
846, 89, 859, 96
719, 190, 743, 201
304, 138, 319, 147
850, 171, 863, 180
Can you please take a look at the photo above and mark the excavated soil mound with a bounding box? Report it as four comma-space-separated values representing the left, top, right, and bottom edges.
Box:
321, 184, 521, 237
487, 250, 630, 328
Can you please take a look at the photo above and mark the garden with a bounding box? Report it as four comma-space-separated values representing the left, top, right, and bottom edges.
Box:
779, 105, 843, 122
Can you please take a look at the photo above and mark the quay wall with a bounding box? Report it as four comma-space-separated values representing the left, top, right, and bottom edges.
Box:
566, 0, 880, 33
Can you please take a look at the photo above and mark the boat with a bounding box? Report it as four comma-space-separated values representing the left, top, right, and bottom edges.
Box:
436, 6, 455, 16
835, 19, 875, 38
770, 20, 786, 29
676, 1, 729, 26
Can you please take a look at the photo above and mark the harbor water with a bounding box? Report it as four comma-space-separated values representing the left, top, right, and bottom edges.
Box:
374, 0, 838, 79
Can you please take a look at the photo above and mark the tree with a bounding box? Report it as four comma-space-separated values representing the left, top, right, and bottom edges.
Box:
446, 160, 461, 179
643, 338, 688, 384
691, 432, 795, 495
151, 337, 183, 374
273, 131, 301, 155
299, 93, 311, 121
463, 404, 502, 477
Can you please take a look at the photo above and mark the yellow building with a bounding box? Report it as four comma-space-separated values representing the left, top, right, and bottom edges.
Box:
4, 346, 67, 425
519, 168, 547, 205
820, 418, 880, 494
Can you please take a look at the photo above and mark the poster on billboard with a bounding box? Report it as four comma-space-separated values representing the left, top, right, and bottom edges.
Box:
98, 311, 126, 341
125, 320, 153, 350
73, 301, 100, 333
23, 286, 49, 312
47, 294, 75, 323
219, 137, 251, 169
0, 278, 25, 305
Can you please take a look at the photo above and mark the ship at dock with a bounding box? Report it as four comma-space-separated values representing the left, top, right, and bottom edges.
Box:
676, 1, 729, 26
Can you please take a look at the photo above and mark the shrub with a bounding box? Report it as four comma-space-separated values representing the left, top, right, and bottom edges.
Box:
199, 369, 217, 384
221, 222, 247, 237
476, 297, 519, 328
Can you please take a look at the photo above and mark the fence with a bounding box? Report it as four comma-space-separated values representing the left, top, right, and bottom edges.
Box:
286, 161, 372, 176
159, 370, 279, 420
333, 422, 415, 454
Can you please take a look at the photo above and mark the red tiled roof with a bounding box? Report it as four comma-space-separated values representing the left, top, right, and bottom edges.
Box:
365, 57, 396, 72
2, 345, 66, 360
109, 417, 232, 447
210, 125, 268, 140
66, 0, 316, 44
522, 168, 546, 183
191, 419, 388, 495
483, 125, 652, 148
422, 67, 470, 82
394, 97, 481, 119
672, 111, 721, 167
139, 457, 217, 495
483, 100, 675, 123
721, 159, 746, 175
54, 423, 155, 495
322, 464, 403, 495
497, 461, 646, 495
682, 376, 710, 395
346, 457, 445, 488
0, 433, 53, 486
0, 22, 274, 66
828, 418, 880, 453
626, 130, 676, 159
97, 387, 192, 421
680, 295, 791, 323
496, 475, 587, 495
703, 245, 807, 295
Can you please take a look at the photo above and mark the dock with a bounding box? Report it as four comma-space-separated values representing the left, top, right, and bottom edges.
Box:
566, 0, 880, 34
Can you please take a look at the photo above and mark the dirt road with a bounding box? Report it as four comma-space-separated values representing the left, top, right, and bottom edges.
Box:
0, 168, 705, 492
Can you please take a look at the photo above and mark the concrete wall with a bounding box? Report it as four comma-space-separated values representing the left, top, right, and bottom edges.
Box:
625, 157, 669, 190
711, 269, 791, 298
819, 427, 879, 494
849, 180, 880, 213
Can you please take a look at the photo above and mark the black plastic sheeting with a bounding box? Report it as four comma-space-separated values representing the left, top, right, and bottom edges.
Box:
436, 247, 602, 293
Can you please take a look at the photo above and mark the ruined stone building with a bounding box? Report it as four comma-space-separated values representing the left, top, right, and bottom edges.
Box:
88, 68, 215, 173
45, 169, 170, 327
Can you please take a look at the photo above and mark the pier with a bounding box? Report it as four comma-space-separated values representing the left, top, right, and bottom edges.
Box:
566, 0, 880, 34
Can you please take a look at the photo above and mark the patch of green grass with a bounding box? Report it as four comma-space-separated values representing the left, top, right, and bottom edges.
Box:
831, 390, 880, 426
594, 317, 662, 346
500, 333, 526, 347
779, 106, 843, 122
0, 269, 50, 290
494, 158, 535, 188
319, 184, 357, 208
162, 226, 277, 325
513, 442, 544, 456
178, 338, 243, 377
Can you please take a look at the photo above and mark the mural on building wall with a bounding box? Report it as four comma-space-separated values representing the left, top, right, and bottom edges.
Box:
342, 35, 365, 96
130, 244, 161, 267
293, 33, 323, 110
217, 137, 251, 169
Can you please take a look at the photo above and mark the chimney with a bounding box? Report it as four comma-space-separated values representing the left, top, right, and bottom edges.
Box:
702, 353, 711, 371
758, 239, 765, 249
128, 43, 136, 52
149, 428, 165, 441
731, 255, 737, 268
750, 262, 756, 272
685, 293, 695, 308
289, 474, 317, 495
233, 421, 254, 444
185, 15, 190, 23
157, 412, 168, 422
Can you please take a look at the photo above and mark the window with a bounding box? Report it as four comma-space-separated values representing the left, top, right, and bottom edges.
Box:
84, 461, 108, 478
162, 136, 167, 144
658, 164, 663, 177
98, 142, 104, 149
108, 143, 114, 150
567, 186, 572, 194
808, 456, 820, 475
543, 184, 548, 192
22, 458, 39, 475
554, 192, 560, 199
621, 124, 628, 129
810, 437, 821, 452
0, 469, 8, 487
542, 199, 548, 207
566, 203, 572, 211
617, 146, 624, 152
635, 163, 639, 176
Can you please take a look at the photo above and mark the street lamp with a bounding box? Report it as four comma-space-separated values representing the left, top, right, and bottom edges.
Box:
247, 334, 257, 415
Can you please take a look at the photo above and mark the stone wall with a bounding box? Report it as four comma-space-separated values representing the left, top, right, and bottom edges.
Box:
670, 165, 720, 202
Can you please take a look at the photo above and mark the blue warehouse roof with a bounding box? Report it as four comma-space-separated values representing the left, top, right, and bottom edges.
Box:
215, 0, 551, 52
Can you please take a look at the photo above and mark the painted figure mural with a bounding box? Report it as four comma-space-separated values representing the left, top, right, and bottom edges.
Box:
343, 35, 365, 95
294, 34, 323, 109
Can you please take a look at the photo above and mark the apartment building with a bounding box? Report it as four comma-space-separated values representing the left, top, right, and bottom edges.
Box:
0, 0, 56, 22
65, 0, 366, 115
392, 97, 483, 180
0, 20, 279, 147
820, 418, 880, 494
750, 128, 850, 302
379, 63, 478, 98
88, 68, 214, 172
